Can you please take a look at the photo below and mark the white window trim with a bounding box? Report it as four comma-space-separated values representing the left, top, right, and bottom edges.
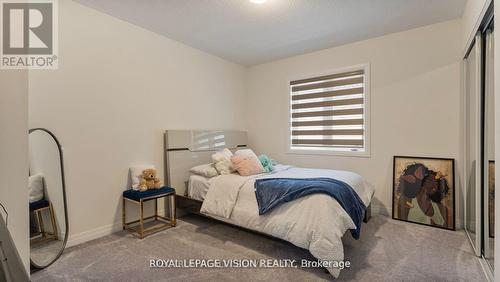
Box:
287, 63, 371, 158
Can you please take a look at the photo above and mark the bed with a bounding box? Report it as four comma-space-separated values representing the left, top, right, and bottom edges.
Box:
164, 130, 374, 278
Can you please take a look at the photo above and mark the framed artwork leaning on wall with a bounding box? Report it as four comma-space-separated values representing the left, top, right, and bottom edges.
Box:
392, 156, 455, 230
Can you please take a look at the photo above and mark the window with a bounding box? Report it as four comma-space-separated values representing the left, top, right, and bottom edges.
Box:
289, 65, 369, 156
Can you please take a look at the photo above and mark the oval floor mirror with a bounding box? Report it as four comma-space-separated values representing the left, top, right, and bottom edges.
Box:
28, 128, 69, 269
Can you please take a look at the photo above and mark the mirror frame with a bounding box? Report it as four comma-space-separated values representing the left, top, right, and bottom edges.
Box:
29, 128, 69, 270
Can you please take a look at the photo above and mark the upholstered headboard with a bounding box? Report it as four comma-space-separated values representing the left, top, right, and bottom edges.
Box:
164, 130, 248, 196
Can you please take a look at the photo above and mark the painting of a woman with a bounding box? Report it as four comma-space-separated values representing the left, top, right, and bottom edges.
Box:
393, 156, 455, 230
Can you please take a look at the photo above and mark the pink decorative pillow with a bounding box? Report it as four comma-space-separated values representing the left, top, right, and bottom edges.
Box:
231, 153, 265, 176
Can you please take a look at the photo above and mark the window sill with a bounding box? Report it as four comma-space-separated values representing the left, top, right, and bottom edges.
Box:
287, 148, 371, 158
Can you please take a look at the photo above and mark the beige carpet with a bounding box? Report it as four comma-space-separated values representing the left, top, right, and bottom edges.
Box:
31, 215, 486, 281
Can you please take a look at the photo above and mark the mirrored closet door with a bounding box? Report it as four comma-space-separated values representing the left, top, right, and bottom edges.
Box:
483, 27, 494, 271
464, 7, 494, 276
464, 32, 482, 257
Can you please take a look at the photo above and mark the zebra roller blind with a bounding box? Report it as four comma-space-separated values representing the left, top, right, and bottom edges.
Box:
290, 69, 366, 152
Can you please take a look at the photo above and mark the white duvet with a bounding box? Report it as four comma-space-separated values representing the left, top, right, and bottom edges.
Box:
200, 165, 374, 278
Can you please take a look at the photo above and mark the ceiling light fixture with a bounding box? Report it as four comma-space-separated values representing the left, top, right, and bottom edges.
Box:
250, 0, 267, 4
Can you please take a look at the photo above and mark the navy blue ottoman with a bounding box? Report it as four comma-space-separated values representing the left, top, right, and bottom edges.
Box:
29, 199, 50, 211
122, 186, 176, 239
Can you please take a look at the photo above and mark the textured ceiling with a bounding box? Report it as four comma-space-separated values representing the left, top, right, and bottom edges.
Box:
75, 0, 467, 66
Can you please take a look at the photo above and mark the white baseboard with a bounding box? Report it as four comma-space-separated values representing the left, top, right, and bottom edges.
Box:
478, 256, 494, 282
66, 209, 168, 248
370, 203, 391, 216
66, 222, 122, 248
67, 204, 391, 248
368, 203, 464, 230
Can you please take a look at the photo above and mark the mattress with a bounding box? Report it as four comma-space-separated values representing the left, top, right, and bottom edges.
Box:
200, 165, 374, 278
187, 174, 211, 201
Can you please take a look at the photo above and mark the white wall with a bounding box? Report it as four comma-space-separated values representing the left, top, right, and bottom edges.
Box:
28, 0, 247, 245
461, 0, 491, 56
0, 70, 29, 272
246, 20, 462, 217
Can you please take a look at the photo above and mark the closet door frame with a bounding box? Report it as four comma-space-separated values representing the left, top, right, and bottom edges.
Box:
464, 32, 483, 257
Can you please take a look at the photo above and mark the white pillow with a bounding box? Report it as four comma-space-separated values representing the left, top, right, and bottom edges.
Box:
29, 174, 44, 203
190, 163, 219, 178
234, 148, 257, 157
130, 165, 155, 190
214, 148, 233, 159
211, 148, 235, 175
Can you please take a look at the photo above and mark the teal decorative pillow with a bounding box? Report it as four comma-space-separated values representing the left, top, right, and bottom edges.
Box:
258, 155, 274, 172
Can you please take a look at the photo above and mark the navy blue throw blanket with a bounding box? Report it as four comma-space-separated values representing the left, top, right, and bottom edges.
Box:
254, 178, 366, 239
